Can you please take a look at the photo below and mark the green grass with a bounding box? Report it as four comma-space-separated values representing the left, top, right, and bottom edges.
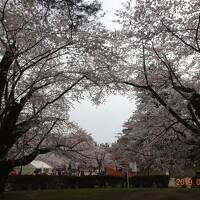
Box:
1, 188, 200, 200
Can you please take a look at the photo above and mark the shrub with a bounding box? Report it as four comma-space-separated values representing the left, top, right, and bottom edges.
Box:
192, 176, 200, 188
7, 175, 126, 191
129, 175, 169, 188
6, 175, 169, 191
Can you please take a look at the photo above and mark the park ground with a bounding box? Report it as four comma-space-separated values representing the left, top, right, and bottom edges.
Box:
1, 188, 200, 200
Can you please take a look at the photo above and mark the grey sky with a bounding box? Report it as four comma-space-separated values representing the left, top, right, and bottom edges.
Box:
99, 0, 125, 29
70, 0, 136, 144
70, 95, 135, 143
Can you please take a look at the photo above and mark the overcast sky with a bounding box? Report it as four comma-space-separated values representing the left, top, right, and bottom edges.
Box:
70, 0, 136, 144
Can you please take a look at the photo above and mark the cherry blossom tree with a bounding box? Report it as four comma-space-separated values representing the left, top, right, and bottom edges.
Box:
109, 0, 200, 154
0, 0, 119, 192
105, 0, 200, 174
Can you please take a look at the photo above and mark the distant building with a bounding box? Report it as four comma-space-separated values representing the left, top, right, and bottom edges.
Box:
105, 165, 136, 177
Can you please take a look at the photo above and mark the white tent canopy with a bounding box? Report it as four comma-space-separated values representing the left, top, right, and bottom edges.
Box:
15, 160, 53, 175
31, 160, 53, 169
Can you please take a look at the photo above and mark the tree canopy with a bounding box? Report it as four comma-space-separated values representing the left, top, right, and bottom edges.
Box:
110, 0, 200, 173
0, 0, 119, 192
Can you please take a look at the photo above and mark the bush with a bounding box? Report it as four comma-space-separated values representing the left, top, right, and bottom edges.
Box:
129, 175, 169, 188
192, 176, 200, 188
6, 175, 169, 191
7, 175, 126, 191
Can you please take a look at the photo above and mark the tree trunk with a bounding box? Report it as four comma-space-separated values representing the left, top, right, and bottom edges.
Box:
0, 162, 12, 194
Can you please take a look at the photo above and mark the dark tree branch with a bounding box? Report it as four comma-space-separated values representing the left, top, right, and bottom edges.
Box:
150, 121, 179, 143
142, 44, 149, 86
122, 81, 149, 89
123, 79, 199, 135
0, 47, 15, 108
195, 14, 200, 51
147, 86, 199, 134
33, 75, 85, 117
13, 41, 74, 88
187, 103, 200, 129
162, 22, 200, 53
35, 119, 58, 150
152, 44, 192, 100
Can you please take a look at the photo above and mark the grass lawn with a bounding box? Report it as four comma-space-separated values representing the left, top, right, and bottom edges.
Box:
1, 188, 200, 200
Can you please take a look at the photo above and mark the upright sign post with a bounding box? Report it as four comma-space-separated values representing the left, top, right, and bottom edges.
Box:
127, 167, 130, 188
